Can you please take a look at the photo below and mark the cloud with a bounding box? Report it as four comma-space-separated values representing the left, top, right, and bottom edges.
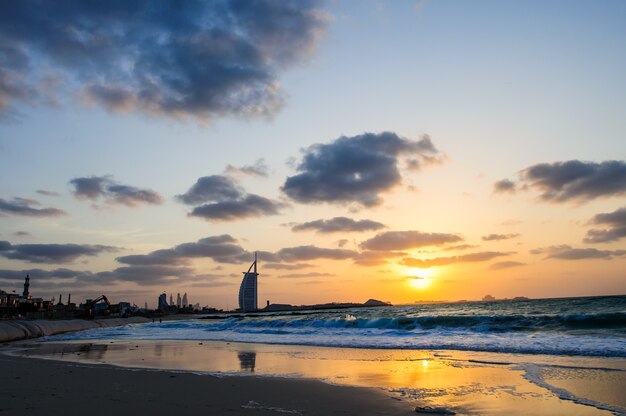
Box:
36, 190, 60, 197
188, 194, 285, 222
116, 235, 249, 266
0, 1, 328, 121
0, 268, 95, 281
225, 159, 269, 177
482, 233, 520, 242
493, 179, 516, 194
292, 217, 386, 233
584, 206, 626, 243
70, 176, 162, 207
263, 263, 315, 270
0, 197, 66, 217
275, 246, 357, 262
532, 245, 626, 260
353, 250, 407, 267
0, 242, 118, 264
360, 230, 462, 251
441, 244, 478, 251
282, 132, 442, 207
277, 272, 334, 279
519, 160, 626, 203
489, 261, 527, 270
13, 231, 31, 237
177, 175, 243, 205
179, 174, 285, 222
401, 251, 511, 268
97, 265, 195, 285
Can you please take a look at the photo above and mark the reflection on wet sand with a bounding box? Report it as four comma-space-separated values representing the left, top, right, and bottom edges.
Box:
10, 340, 625, 416
238, 351, 256, 372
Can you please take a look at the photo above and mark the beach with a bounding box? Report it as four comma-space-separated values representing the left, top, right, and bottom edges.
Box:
0, 353, 414, 415
4, 338, 625, 415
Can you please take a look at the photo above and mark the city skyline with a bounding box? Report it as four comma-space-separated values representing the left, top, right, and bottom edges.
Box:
0, 1, 625, 309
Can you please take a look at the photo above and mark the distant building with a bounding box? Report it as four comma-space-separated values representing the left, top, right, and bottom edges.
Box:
169, 294, 174, 306
182, 293, 188, 307
176, 293, 181, 308
158, 293, 168, 311
23, 274, 30, 298
238, 253, 258, 312
482, 294, 496, 302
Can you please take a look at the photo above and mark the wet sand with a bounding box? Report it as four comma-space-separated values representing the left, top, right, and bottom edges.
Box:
0, 353, 414, 416
3, 340, 625, 415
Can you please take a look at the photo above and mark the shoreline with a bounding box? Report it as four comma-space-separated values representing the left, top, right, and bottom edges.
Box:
5, 339, 625, 416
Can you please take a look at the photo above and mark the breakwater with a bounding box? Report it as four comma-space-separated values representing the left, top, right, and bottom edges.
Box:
0, 317, 150, 342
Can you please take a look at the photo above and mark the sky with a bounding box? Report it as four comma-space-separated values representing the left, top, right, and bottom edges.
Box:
0, 0, 625, 309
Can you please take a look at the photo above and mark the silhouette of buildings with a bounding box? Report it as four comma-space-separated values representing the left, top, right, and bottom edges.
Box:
23, 274, 30, 297
182, 293, 188, 307
176, 293, 181, 308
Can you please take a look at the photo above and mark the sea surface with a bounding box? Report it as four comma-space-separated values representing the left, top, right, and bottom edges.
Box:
48, 295, 626, 357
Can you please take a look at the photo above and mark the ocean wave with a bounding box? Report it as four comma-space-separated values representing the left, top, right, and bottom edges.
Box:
198, 312, 626, 333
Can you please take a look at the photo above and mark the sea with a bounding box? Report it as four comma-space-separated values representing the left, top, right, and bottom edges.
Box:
48, 295, 626, 357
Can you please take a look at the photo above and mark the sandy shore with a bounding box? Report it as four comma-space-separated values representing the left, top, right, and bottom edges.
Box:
0, 353, 415, 416
3, 338, 625, 415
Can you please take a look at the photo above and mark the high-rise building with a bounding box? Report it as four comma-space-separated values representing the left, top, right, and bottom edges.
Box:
182, 293, 188, 307
176, 293, 181, 308
23, 274, 30, 298
158, 293, 168, 311
169, 294, 174, 306
238, 253, 258, 312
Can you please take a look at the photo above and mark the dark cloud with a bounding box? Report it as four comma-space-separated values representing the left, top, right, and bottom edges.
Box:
179, 174, 285, 222
0, 268, 94, 281
493, 179, 516, 194
584, 206, 626, 243
292, 217, 385, 233
189, 194, 285, 222
13, 231, 31, 237
277, 272, 334, 279
225, 159, 269, 177
276, 246, 357, 262
282, 132, 442, 207
532, 245, 626, 260
36, 190, 60, 197
70, 176, 162, 207
0, 242, 117, 264
98, 265, 194, 285
263, 263, 315, 270
401, 251, 511, 268
116, 235, 248, 266
336, 239, 349, 248
489, 261, 527, 270
519, 160, 626, 203
482, 233, 520, 242
177, 175, 243, 205
360, 230, 462, 251
0, 197, 66, 217
0, 0, 327, 121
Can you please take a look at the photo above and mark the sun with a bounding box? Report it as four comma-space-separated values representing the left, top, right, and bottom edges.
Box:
407, 268, 434, 289
409, 276, 431, 289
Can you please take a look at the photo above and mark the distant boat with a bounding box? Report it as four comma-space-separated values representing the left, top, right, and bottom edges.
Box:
238, 253, 258, 312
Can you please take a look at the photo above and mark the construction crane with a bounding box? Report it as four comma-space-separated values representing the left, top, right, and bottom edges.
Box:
81, 295, 111, 319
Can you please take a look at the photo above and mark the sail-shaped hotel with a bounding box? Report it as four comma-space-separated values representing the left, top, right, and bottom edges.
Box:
238, 253, 258, 312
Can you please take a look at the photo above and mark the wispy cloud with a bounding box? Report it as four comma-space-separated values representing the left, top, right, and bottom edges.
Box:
0, 197, 65, 217
70, 176, 162, 207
